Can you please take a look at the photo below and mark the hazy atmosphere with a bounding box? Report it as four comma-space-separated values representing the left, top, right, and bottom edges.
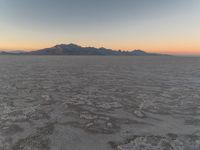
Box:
1, 1, 200, 150
0, 0, 200, 55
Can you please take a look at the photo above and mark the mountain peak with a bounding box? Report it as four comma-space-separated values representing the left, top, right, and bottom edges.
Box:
54, 43, 81, 49
67, 43, 81, 47
131, 49, 147, 55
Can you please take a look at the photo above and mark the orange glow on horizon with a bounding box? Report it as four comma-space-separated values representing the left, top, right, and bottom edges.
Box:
0, 37, 200, 55
1, 0, 200, 56
1, 42, 200, 55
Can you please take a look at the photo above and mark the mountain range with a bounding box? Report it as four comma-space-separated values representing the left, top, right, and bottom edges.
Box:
0, 43, 169, 56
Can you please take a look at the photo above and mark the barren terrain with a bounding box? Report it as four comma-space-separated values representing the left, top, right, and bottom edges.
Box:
0, 56, 200, 150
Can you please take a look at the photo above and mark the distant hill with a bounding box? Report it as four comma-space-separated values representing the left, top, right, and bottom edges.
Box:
1, 44, 169, 56
0, 50, 26, 55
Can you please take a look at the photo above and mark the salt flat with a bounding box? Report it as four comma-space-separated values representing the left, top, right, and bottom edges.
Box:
0, 56, 200, 150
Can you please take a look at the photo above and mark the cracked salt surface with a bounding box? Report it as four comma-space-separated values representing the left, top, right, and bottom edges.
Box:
0, 56, 200, 150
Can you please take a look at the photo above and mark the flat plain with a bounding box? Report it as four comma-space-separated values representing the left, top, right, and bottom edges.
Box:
0, 56, 200, 150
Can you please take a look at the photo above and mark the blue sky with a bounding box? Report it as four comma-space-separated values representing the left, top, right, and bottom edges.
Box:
0, 0, 200, 54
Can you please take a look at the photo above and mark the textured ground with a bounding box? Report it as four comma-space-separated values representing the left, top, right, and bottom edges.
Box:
0, 56, 200, 150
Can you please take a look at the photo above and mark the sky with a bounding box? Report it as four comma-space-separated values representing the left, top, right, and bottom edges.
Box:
0, 0, 200, 55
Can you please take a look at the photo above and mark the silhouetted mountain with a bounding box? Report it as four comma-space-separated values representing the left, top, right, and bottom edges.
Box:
0, 44, 169, 56
27, 43, 168, 56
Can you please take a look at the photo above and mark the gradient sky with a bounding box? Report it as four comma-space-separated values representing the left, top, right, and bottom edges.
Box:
0, 0, 200, 55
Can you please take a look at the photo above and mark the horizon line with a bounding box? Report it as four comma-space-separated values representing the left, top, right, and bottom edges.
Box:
0, 43, 200, 56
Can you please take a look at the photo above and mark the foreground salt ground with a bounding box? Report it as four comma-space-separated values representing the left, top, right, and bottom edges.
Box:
0, 56, 200, 150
